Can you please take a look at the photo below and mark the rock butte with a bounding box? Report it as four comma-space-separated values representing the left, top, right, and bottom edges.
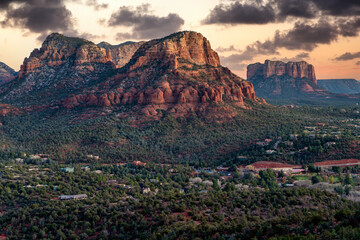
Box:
246, 60, 327, 99
1, 31, 262, 117
247, 60, 316, 84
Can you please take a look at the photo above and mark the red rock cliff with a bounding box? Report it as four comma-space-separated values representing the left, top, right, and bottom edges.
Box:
127, 31, 220, 71
18, 33, 144, 77
62, 31, 259, 113
2, 31, 261, 116
247, 60, 316, 84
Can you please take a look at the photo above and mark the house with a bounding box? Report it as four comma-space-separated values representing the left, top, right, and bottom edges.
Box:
107, 180, 118, 184
60, 167, 74, 173
284, 141, 294, 146
266, 150, 276, 154
87, 155, 100, 160
217, 166, 230, 171
142, 188, 151, 194
236, 156, 247, 161
133, 161, 146, 166
290, 134, 298, 140
326, 142, 336, 146
256, 141, 268, 146
59, 194, 88, 200
291, 169, 306, 174
30, 154, 41, 160
81, 166, 90, 171
189, 177, 202, 184
203, 180, 213, 186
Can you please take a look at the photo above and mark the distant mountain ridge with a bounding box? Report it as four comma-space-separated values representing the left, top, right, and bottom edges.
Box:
318, 79, 360, 94
0, 62, 16, 85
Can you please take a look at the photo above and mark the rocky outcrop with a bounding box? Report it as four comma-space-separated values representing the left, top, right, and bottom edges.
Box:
0, 62, 16, 85
1, 31, 261, 117
126, 31, 220, 71
97, 41, 145, 68
63, 81, 256, 109
247, 60, 316, 84
60, 31, 257, 113
246, 60, 332, 101
18, 33, 144, 78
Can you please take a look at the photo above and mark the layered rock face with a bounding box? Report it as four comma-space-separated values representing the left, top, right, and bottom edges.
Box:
18, 33, 144, 78
62, 31, 257, 114
97, 41, 145, 68
126, 31, 220, 71
0, 31, 260, 116
0, 62, 16, 85
246, 60, 325, 100
247, 60, 316, 84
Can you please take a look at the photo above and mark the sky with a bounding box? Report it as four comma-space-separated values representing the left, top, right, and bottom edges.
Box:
0, 0, 360, 80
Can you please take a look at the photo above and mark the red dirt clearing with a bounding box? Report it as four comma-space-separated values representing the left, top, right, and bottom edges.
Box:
314, 159, 360, 167
250, 161, 301, 169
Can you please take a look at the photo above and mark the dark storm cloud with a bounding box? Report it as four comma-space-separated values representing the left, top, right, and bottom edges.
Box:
203, 0, 360, 26
334, 52, 360, 61
202, 0, 276, 25
0, 0, 103, 42
108, 4, 184, 40
312, 0, 360, 16
244, 19, 355, 55
0, 0, 73, 33
220, 17, 360, 70
277, 0, 316, 20
270, 20, 339, 51
337, 18, 360, 37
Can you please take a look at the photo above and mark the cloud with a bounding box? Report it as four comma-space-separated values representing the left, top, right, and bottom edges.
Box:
86, 0, 108, 11
334, 52, 360, 61
108, 4, 184, 40
0, 0, 74, 33
274, 52, 310, 62
337, 18, 360, 37
203, 0, 360, 26
277, 0, 317, 20
312, 0, 360, 16
202, 0, 276, 25
216, 45, 239, 52
220, 43, 279, 70
0, 0, 103, 42
220, 17, 360, 71
270, 20, 339, 51
240, 19, 357, 56
356, 61, 360, 65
